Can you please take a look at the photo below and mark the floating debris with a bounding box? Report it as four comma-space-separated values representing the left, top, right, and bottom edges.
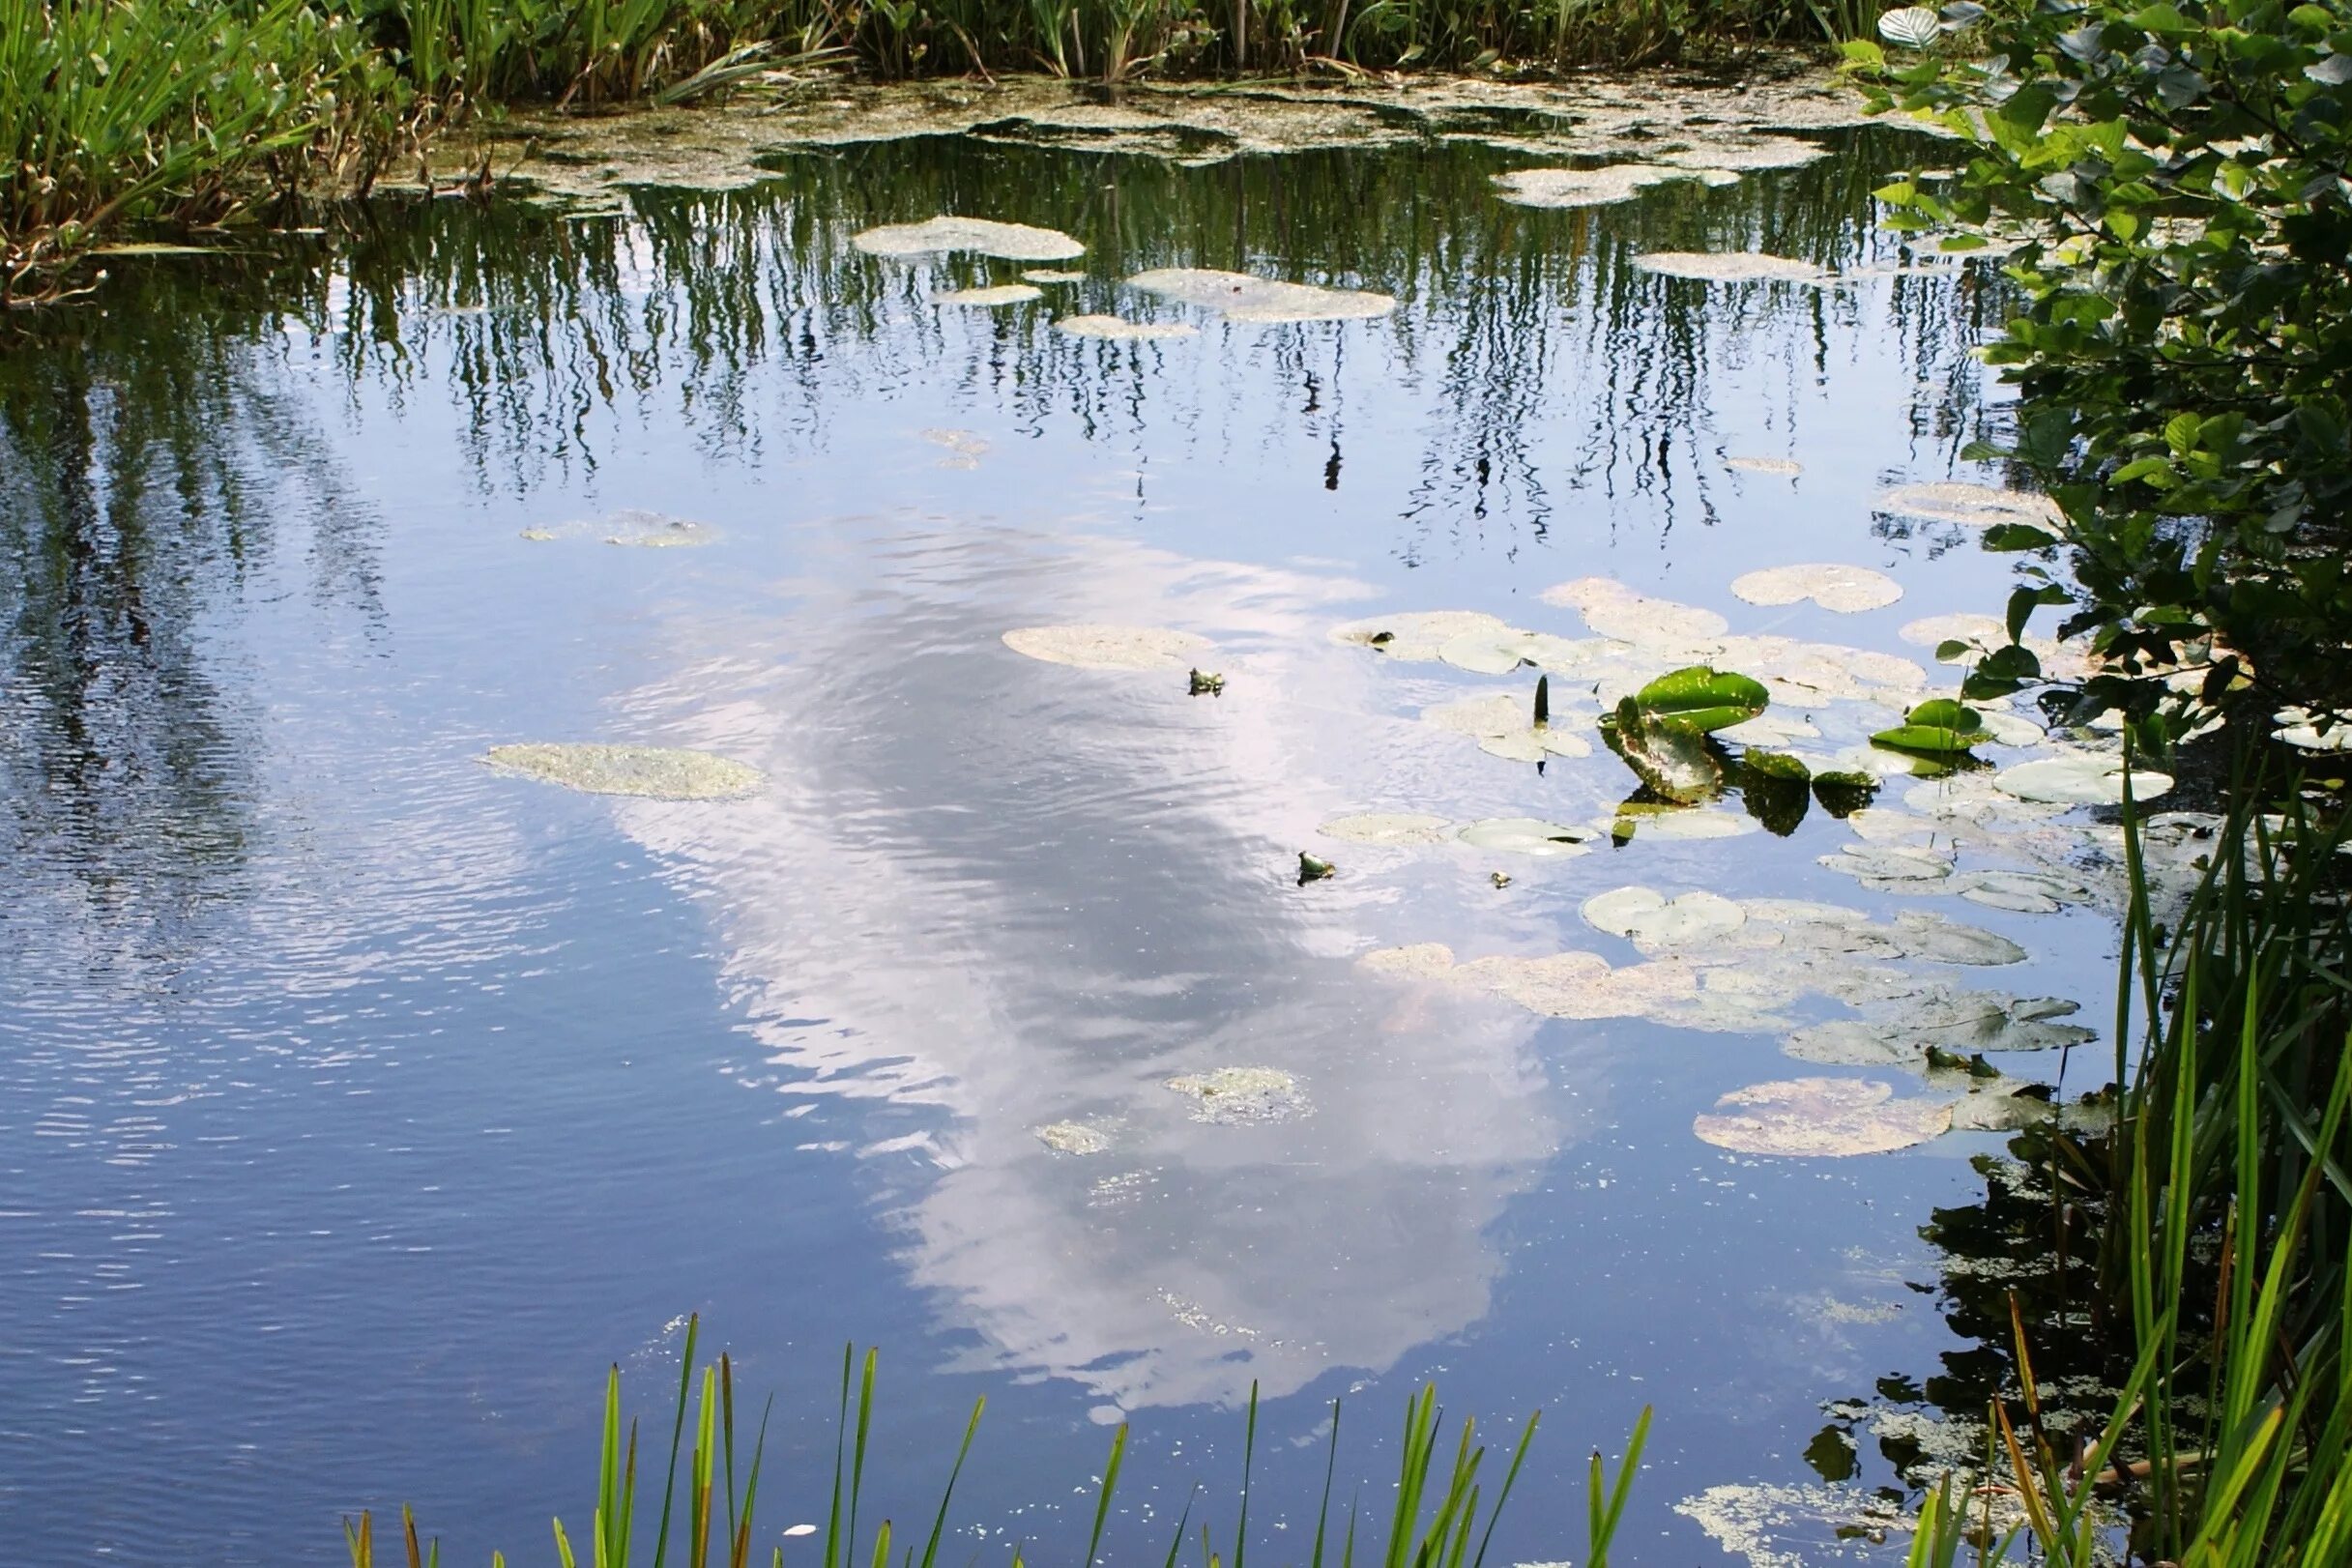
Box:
1725, 455, 1803, 477
1126, 268, 1397, 322
1694, 1077, 1953, 1156
1034, 1121, 1112, 1155
1994, 754, 2175, 805
1319, 812, 1454, 846
1165, 1066, 1306, 1123
1002, 624, 1211, 669
1730, 564, 1902, 614
1873, 481, 2065, 530
481, 742, 765, 799
1055, 314, 1199, 340
853, 216, 1085, 260
1634, 251, 1832, 285
931, 282, 1043, 306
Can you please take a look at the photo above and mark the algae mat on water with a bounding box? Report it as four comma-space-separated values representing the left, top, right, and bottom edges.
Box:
481, 743, 766, 799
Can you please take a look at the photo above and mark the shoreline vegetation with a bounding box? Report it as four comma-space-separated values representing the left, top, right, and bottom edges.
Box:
1, 0, 1867, 299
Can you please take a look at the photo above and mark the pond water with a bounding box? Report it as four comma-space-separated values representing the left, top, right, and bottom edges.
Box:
1, 99, 2150, 1566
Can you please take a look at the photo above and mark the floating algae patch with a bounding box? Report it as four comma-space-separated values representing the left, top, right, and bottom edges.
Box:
931, 282, 1043, 306
1873, 481, 2065, 530
1164, 1066, 1306, 1124
1318, 812, 1454, 846
853, 216, 1085, 261
1124, 268, 1396, 323
1539, 576, 1728, 645
604, 509, 719, 547
481, 743, 765, 800
1002, 624, 1210, 669
1994, 753, 2174, 805
1633, 251, 1833, 285
1694, 1078, 1953, 1157
1054, 314, 1198, 341
1491, 163, 1729, 209
1725, 455, 1803, 477
1673, 1481, 1907, 1568
921, 428, 991, 467
1730, 564, 1902, 614
1033, 1121, 1113, 1155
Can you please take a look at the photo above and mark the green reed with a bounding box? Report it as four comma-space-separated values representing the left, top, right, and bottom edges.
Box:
344, 1323, 1649, 1568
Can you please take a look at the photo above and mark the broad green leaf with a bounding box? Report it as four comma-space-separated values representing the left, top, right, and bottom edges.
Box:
1629, 666, 1769, 733
1603, 698, 1724, 803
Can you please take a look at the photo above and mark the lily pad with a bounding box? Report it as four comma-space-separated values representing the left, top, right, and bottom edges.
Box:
1002, 624, 1212, 669
481, 742, 765, 799
1955, 868, 2094, 915
1886, 912, 2027, 966
1319, 812, 1454, 846
1604, 698, 1724, 802
1695, 1077, 1953, 1155
1782, 1021, 1927, 1069
853, 216, 1085, 261
1634, 251, 1833, 285
1165, 1066, 1306, 1124
1054, 314, 1198, 340
1421, 693, 1592, 761
2275, 706, 2352, 752
1873, 697, 1988, 756
1725, 455, 1803, 477
1994, 754, 2175, 805
1581, 886, 1747, 949
1492, 163, 1711, 209
1330, 610, 1515, 661
1730, 563, 1902, 614
1631, 665, 1771, 732
1817, 843, 1956, 883
1456, 818, 1597, 857
1125, 268, 1396, 322
1873, 482, 2064, 531
1023, 268, 1089, 282
1541, 577, 1728, 645
933, 283, 1043, 306
1602, 806, 1760, 841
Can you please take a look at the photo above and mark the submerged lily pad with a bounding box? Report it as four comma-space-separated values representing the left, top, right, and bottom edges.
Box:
1694, 1077, 1953, 1156
482, 742, 765, 799
1319, 812, 1454, 846
1002, 624, 1212, 669
853, 216, 1085, 260
1125, 268, 1396, 322
1457, 818, 1597, 857
1994, 754, 2175, 805
932, 283, 1043, 306
1421, 692, 1593, 761
1730, 564, 1902, 614
1165, 1066, 1306, 1124
1055, 314, 1198, 340
1581, 886, 1746, 949
1873, 482, 2064, 530
1634, 251, 1832, 285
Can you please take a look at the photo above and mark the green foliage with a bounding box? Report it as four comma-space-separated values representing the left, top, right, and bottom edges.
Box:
343, 1332, 1649, 1568
1602, 695, 1725, 801
1626, 665, 1770, 733
1851, 0, 2352, 740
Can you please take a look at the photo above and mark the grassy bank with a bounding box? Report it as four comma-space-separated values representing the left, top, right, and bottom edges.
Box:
2, 0, 1858, 298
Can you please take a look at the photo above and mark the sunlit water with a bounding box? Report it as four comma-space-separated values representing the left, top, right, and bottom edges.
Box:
1, 125, 2125, 1563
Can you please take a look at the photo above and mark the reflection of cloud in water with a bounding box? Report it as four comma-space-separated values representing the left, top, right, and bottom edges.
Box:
607, 522, 1580, 1408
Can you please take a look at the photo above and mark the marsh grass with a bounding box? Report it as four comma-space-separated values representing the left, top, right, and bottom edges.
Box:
345, 1325, 1650, 1568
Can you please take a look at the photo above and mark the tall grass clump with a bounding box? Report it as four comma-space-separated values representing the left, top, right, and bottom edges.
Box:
0, 0, 413, 300
345, 1321, 1652, 1568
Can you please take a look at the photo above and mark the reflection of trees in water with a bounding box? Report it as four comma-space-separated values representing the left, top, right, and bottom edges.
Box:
298, 126, 1991, 538
0, 273, 384, 949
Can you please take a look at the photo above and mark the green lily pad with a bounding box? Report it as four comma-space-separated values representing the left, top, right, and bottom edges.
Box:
1604, 698, 1725, 802
1742, 750, 1813, 783
1632, 666, 1771, 733
481, 742, 765, 799
1872, 697, 1988, 756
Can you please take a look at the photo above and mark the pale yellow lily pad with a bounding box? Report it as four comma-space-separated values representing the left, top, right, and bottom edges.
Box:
1730, 564, 1902, 614
854, 216, 1085, 260
1873, 481, 2064, 530
1694, 1077, 1953, 1156
1456, 818, 1597, 857
1540, 577, 1728, 645
1492, 164, 1714, 208
1994, 754, 2174, 805
1002, 624, 1211, 669
1581, 886, 1747, 949
933, 283, 1043, 306
1330, 609, 1515, 661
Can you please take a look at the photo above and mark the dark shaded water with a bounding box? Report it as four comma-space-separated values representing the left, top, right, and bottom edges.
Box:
1, 125, 2106, 1564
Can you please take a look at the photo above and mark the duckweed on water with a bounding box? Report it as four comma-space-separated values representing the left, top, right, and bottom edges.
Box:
480, 743, 766, 800
1124, 269, 1397, 322
851, 216, 1085, 261
1001, 624, 1211, 669
1694, 1078, 1954, 1157
1728, 563, 1902, 614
